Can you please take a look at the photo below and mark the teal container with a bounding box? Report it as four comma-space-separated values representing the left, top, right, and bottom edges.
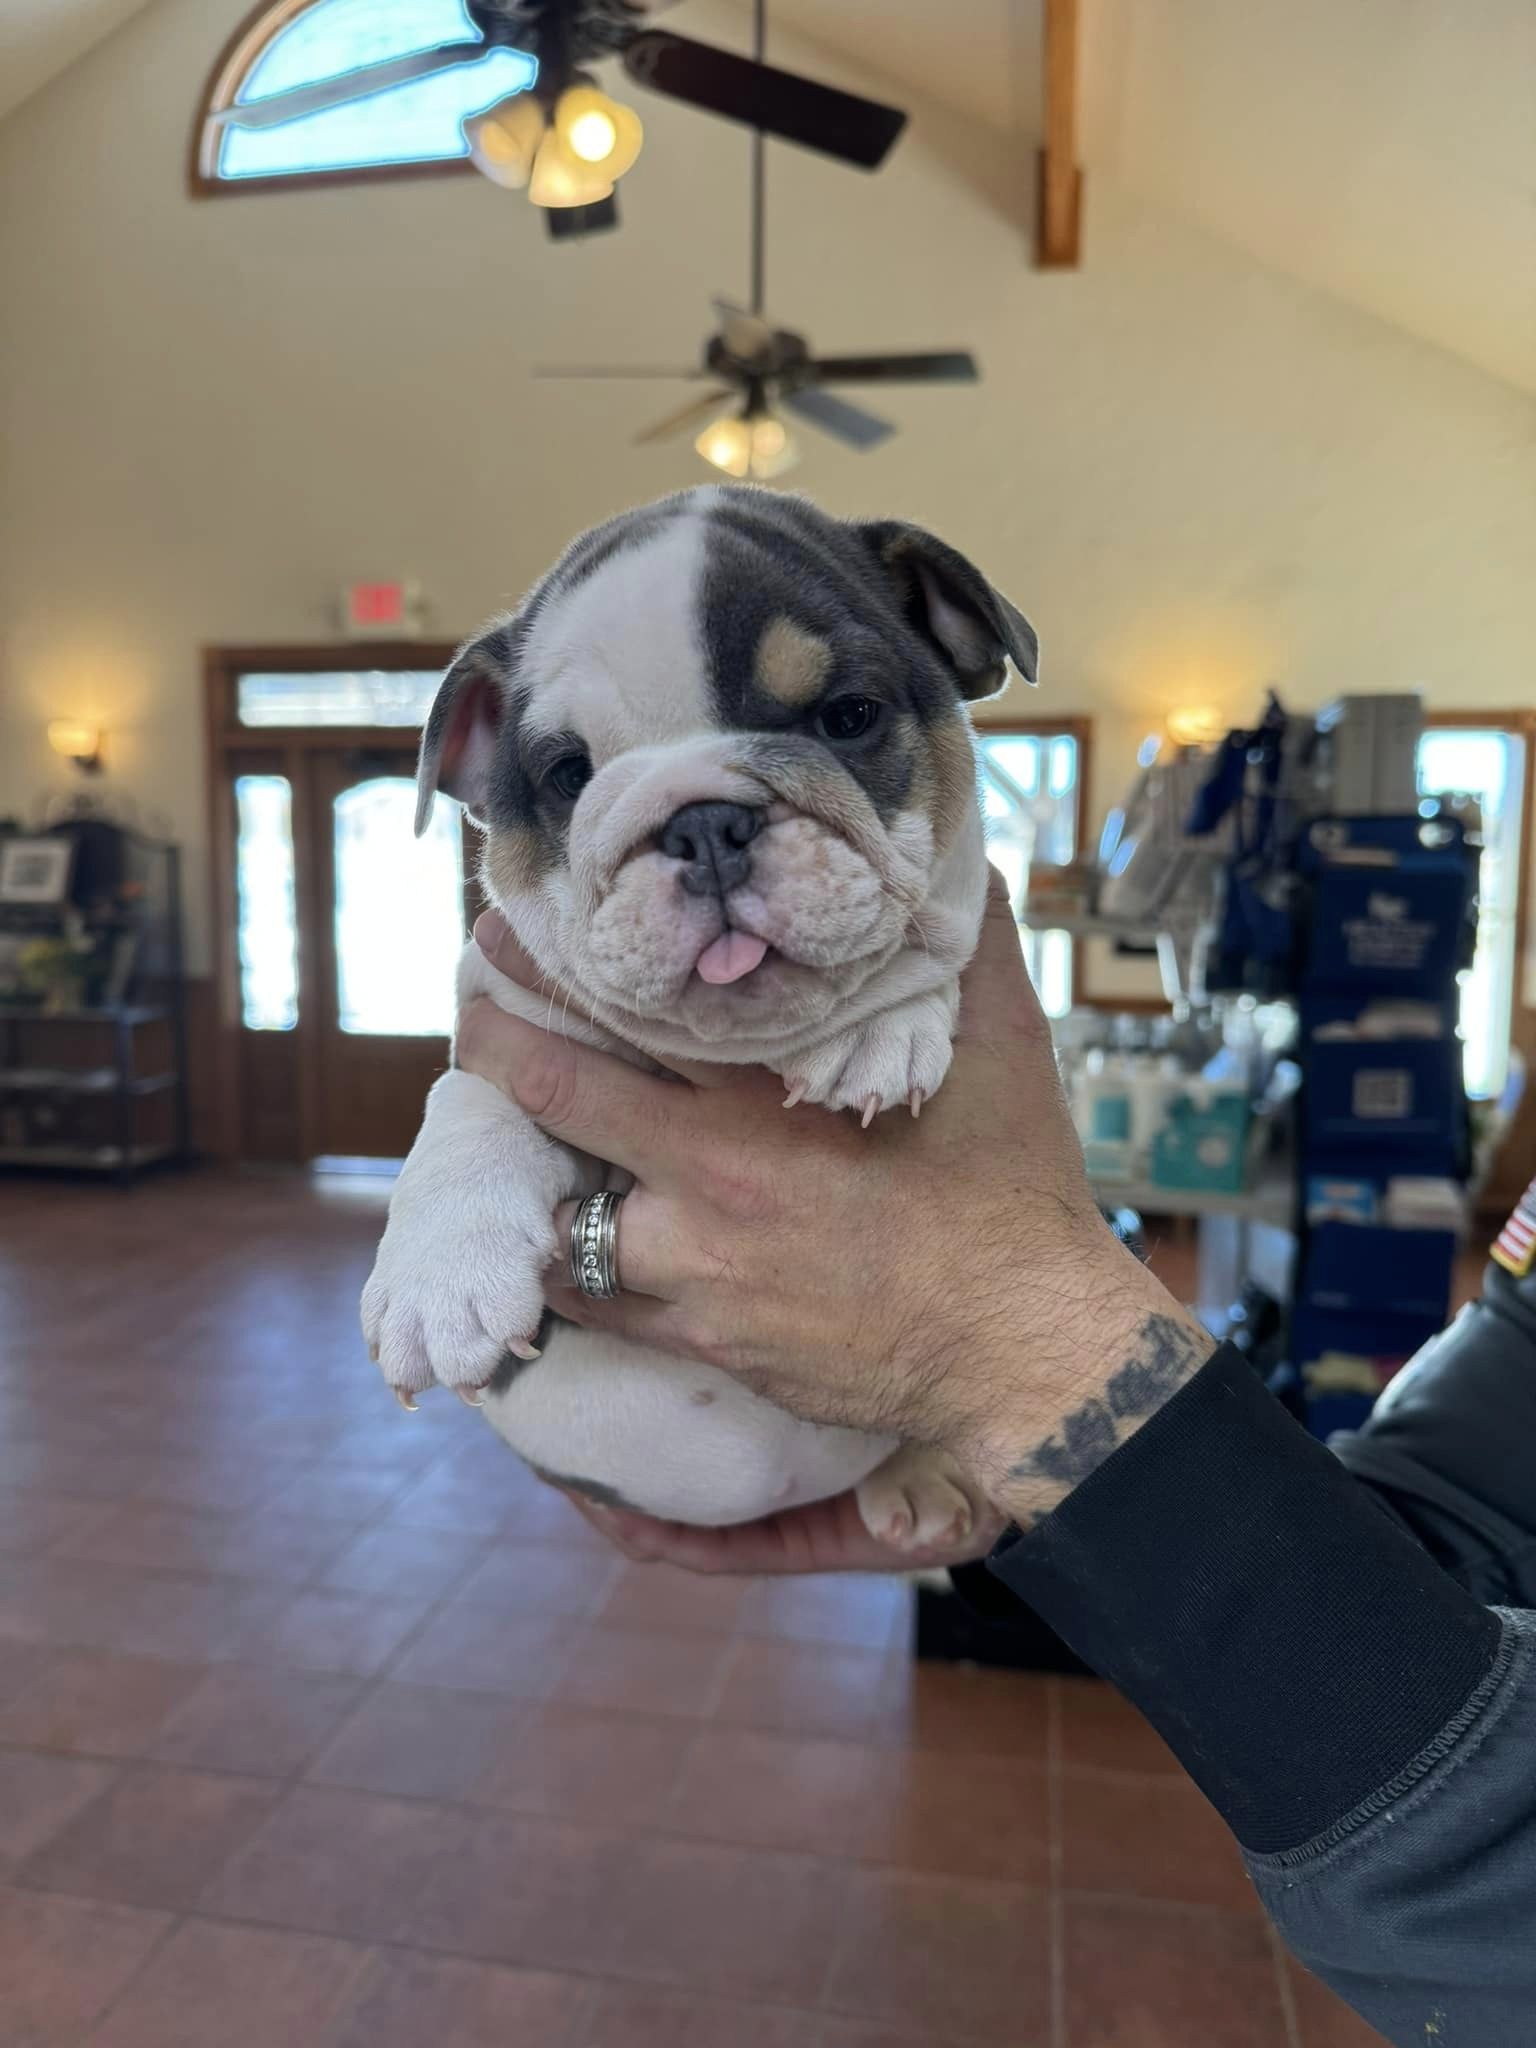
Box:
1148, 1090, 1251, 1194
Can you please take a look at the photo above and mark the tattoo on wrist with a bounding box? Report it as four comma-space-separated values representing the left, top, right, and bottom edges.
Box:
1007, 1311, 1211, 1504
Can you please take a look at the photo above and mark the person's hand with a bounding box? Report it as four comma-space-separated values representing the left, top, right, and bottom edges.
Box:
562, 1483, 1006, 1576
459, 876, 1212, 1524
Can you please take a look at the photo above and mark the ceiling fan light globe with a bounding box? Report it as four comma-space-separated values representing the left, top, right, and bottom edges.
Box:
553, 86, 644, 179
747, 413, 799, 478
529, 131, 615, 208
464, 94, 546, 189
694, 413, 754, 479
607, 103, 644, 180
568, 108, 617, 161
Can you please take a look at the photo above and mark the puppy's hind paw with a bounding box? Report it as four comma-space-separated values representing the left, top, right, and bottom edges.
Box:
856, 1446, 982, 1554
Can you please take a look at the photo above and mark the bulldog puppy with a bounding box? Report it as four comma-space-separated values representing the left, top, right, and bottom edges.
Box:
362, 485, 1036, 1548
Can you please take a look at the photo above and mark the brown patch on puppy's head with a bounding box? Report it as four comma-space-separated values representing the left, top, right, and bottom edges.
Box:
754, 617, 833, 709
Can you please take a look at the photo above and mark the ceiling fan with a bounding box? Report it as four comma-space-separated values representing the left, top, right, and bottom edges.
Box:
212, 0, 907, 239
535, 6, 979, 477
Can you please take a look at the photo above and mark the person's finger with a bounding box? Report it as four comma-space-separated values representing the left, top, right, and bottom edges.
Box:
544, 1284, 682, 1351
954, 864, 1050, 1048
557, 1492, 670, 1561
554, 1490, 764, 1571
573, 1488, 1002, 1576
549, 1192, 686, 1304
473, 910, 559, 1001
457, 1002, 715, 1185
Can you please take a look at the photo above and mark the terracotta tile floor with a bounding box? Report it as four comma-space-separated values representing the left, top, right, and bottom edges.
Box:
0, 1169, 1388, 2046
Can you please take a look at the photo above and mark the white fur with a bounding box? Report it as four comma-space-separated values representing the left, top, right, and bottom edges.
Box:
522, 510, 715, 760
362, 943, 898, 1522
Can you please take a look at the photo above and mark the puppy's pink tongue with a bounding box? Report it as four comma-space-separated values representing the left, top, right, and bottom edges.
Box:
695, 931, 769, 985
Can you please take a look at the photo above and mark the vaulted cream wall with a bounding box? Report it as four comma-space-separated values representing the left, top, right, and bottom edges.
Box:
2, 0, 1532, 969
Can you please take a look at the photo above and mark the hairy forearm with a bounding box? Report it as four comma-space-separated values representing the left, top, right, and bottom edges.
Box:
960, 1237, 1215, 1527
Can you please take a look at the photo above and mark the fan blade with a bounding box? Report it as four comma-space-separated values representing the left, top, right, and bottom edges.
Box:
635, 390, 736, 444
781, 387, 895, 450
712, 296, 776, 360
212, 41, 487, 129
622, 31, 906, 170
532, 367, 705, 380
806, 352, 979, 385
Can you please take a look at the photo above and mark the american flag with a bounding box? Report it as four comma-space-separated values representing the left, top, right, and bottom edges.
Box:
1491, 1178, 1536, 1278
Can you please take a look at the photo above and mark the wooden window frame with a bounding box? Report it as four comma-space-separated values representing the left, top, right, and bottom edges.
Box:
189, 0, 491, 200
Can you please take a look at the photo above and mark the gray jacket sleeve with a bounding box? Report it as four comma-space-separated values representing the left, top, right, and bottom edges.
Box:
985, 1232, 1536, 2048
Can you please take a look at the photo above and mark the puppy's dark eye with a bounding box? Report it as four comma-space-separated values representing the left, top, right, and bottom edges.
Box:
547, 753, 593, 801
814, 696, 883, 742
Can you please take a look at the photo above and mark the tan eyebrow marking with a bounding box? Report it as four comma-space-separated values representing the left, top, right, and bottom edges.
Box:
754, 616, 833, 708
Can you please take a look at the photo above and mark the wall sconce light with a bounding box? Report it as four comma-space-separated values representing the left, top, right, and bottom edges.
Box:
47, 721, 104, 774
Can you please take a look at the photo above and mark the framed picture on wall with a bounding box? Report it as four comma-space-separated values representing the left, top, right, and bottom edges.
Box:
0, 835, 74, 905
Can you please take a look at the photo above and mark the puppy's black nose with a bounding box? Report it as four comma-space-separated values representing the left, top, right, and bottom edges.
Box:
661, 801, 763, 897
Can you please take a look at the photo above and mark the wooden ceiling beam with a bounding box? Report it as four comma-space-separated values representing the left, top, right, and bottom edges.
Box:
1036, 0, 1083, 267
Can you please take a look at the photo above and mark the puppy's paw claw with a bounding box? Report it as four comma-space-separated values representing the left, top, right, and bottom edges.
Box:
782, 988, 957, 1122
363, 1204, 554, 1404
394, 1388, 420, 1415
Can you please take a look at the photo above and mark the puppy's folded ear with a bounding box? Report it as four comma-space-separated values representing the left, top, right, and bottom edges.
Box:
857, 520, 1038, 700
414, 626, 510, 837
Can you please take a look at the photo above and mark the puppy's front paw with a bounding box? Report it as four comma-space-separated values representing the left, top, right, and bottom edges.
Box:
361, 1186, 554, 1408
856, 1445, 983, 1553
784, 988, 957, 1124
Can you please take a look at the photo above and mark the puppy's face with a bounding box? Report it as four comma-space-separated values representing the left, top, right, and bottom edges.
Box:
419, 487, 1036, 1053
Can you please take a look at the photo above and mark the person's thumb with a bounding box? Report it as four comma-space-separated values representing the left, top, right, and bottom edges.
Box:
955, 865, 1049, 1046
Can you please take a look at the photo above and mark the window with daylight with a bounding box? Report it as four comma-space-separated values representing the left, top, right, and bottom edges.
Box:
978, 727, 1085, 1019
334, 779, 464, 1035
234, 775, 300, 1030
194, 0, 537, 190
237, 671, 442, 728
1417, 726, 1528, 1101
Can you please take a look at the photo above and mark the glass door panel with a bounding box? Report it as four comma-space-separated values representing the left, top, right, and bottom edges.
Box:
333, 777, 462, 1036
234, 773, 300, 1032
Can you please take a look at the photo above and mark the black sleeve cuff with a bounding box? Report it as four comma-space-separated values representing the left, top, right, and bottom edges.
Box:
987, 1340, 1503, 1854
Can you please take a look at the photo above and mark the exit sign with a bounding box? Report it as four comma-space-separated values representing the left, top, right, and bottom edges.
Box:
340, 579, 423, 637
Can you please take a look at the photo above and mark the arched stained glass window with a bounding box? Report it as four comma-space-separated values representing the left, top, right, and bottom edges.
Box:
193, 0, 536, 193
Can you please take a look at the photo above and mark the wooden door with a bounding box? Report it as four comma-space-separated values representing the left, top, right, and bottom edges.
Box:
204, 646, 473, 1164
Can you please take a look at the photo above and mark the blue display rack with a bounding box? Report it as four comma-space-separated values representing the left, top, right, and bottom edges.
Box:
1290, 816, 1474, 1434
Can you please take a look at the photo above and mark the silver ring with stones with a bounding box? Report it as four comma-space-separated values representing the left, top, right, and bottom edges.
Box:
570, 1190, 623, 1300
